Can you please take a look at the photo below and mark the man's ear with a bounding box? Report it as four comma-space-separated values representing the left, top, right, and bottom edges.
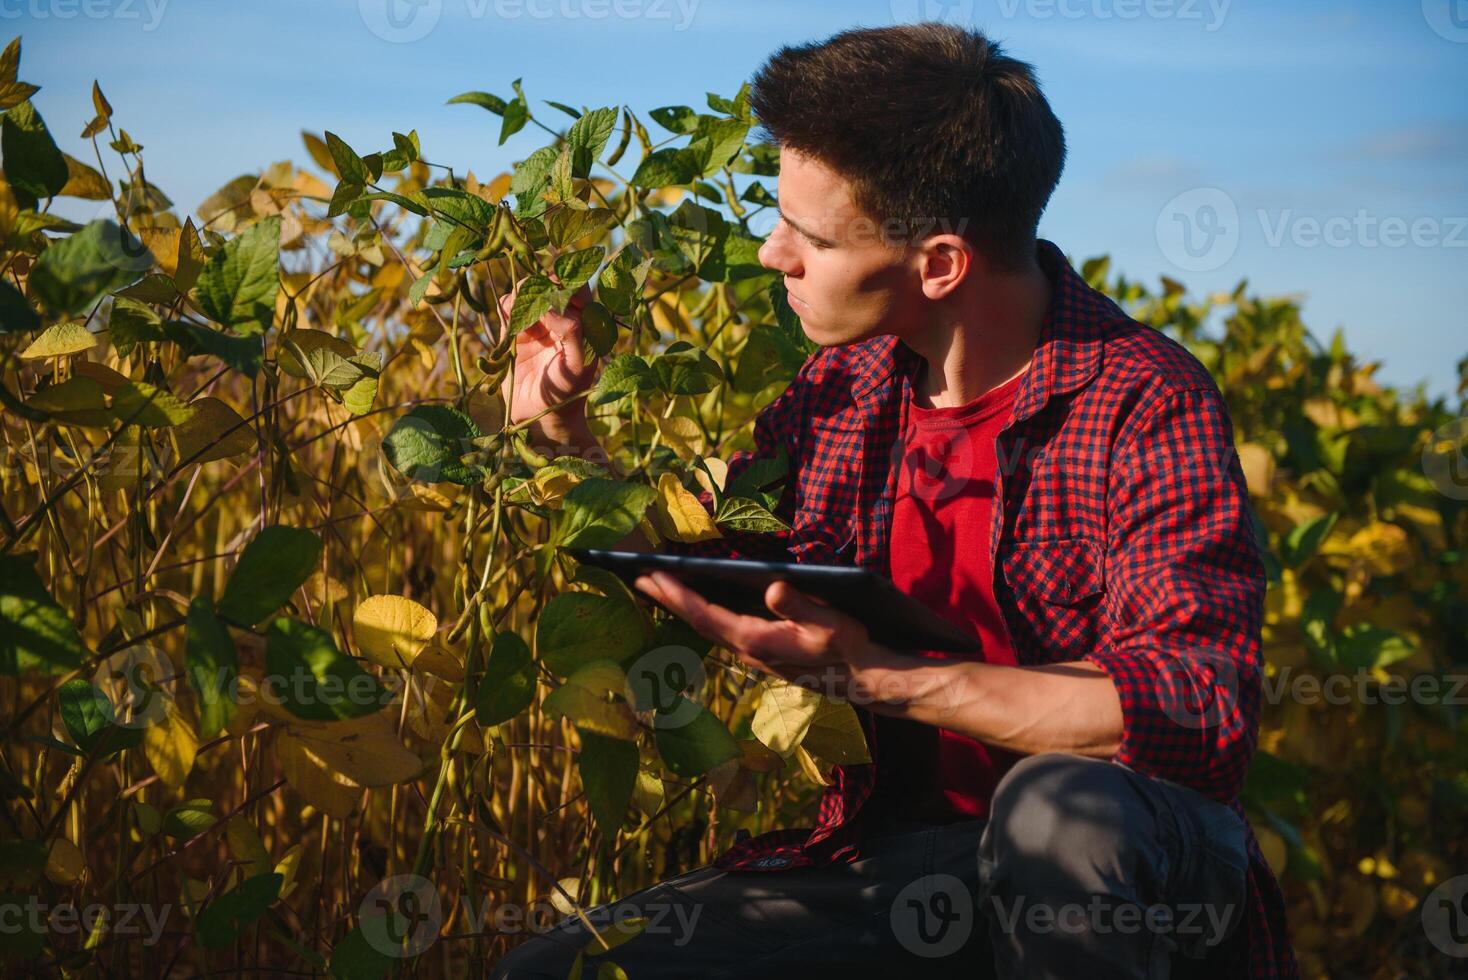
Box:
919, 233, 976, 302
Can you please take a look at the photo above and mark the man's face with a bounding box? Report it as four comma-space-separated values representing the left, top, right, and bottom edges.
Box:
756, 147, 922, 347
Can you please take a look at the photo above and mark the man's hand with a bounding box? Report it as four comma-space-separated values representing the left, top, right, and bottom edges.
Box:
631, 571, 903, 701
497, 276, 597, 447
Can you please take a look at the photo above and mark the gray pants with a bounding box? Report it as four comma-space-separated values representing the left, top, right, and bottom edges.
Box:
491, 753, 1249, 979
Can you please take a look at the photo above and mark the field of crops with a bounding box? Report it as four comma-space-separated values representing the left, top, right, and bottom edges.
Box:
1, 35, 1465, 977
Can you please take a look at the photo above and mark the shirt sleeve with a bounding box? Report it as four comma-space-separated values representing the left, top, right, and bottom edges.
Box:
1083, 385, 1266, 802
659, 363, 808, 562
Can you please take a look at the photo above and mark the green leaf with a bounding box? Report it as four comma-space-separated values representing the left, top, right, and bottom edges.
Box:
546, 207, 616, 249
566, 106, 619, 177
196, 872, 282, 950
447, 90, 507, 115
650, 341, 723, 395
324, 132, 368, 184
476, 630, 536, 727
553, 247, 605, 292
195, 215, 281, 335
1, 100, 67, 206
265, 618, 386, 721
58, 679, 114, 753
509, 276, 559, 336
537, 592, 646, 677
579, 731, 638, 834
27, 376, 111, 428
421, 186, 496, 230
329, 922, 393, 980
629, 147, 698, 189
162, 799, 217, 839
0, 553, 86, 675
714, 496, 790, 533
1281, 512, 1338, 567
580, 301, 617, 358
655, 697, 739, 776
589, 354, 653, 407
648, 106, 700, 135
0, 279, 39, 333
694, 118, 749, 174
28, 219, 146, 316
217, 526, 323, 627
555, 478, 658, 550
186, 598, 238, 739
108, 295, 165, 356
597, 246, 651, 316
110, 380, 198, 428
381, 405, 485, 486
162, 319, 264, 376
1337, 625, 1415, 671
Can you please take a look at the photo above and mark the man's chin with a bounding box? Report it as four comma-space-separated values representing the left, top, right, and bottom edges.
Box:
802, 322, 881, 348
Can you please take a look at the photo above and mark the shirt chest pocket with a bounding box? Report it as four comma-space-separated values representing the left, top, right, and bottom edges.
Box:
1000, 537, 1106, 659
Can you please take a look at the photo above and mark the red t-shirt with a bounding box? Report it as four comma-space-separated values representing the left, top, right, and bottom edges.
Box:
863, 364, 1027, 827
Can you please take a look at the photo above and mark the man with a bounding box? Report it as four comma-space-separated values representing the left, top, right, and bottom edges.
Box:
493, 21, 1297, 980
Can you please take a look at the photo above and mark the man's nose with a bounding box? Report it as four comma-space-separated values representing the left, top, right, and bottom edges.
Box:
758, 226, 799, 275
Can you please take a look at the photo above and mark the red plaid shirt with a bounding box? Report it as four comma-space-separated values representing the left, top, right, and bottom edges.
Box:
663, 239, 1297, 979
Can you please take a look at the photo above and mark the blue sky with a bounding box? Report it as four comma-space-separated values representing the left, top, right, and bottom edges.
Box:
15, 0, 1468, 400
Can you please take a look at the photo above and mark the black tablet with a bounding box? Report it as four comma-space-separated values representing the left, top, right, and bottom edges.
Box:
568, 548, 982, 654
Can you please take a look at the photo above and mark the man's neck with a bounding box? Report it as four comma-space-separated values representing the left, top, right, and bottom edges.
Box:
904, 255, 1051, 410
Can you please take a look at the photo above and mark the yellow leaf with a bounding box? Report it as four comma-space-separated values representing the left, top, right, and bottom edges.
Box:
61, 153, 111, 200
277, 328, 355, 379
171, 396, 255, 465
1346, 522, 1414, 577
225, 815, 272, 878
353, 595, 438, 669
414, 642, 465, 683
654, 414, 704, 461
631, 770, 664, 816
1236, 443, 1275, 497
20, 321, 97, 359
693, 457, 727, 497
45, 838, 85, 885
1257, 827, 1288, 876
653, 472, 720, 544
274, 843, 304, 899
751, 679, 820, 756
794, 744, 830, 786
284, 712, 425, 788
143, 699, 199, 792
801, 698, 872, 765
139, 226, 182, 276
276, 730, 364, 819
27, 377, 111, 427
543, 661, 639, 740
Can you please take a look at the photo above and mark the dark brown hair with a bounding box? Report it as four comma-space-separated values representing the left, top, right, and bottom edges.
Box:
748, 22, 1066, 272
